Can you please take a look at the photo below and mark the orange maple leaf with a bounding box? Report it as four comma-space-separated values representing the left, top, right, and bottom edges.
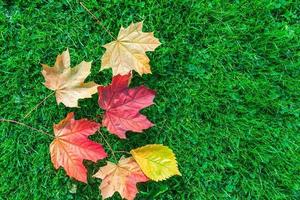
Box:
93, 157, 148, 200
50, 112, 107, 183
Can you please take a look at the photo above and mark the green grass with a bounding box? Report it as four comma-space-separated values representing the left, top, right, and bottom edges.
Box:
0, 0, 300, 199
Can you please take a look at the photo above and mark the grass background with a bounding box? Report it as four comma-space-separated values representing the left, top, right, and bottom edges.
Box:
0, 0, 299, 199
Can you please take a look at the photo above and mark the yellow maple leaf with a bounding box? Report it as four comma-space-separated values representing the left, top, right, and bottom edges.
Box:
130, 144, 181, 181
41, 49, 98, 107
101, 21, 161, 76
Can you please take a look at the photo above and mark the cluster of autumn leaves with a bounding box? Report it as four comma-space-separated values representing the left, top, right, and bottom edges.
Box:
41, 22, 180, 200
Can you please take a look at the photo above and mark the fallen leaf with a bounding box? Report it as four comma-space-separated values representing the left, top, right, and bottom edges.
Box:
98, 72, 156, 138
93, 157, 148, 200
101, 21, 161, 76
130, 144, 181, 181
50, 112, 107, 183
42, 49, 98, 107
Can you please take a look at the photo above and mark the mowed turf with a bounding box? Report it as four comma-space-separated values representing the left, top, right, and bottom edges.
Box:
0, 0, 299, 199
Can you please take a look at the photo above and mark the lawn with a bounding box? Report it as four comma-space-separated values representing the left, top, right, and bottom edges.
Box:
0, 0, 299, 199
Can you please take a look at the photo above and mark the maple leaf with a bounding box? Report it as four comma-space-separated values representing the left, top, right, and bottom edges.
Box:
50, 112, 107, 183
42, 49, 99, 107
93, 157, 148, 200
130, 144, 181, 181
101, 21, 161, 76
98, 72, 156, 139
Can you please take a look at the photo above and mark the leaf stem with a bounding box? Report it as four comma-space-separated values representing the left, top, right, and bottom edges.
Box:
80, 2, 116, 40
98, 130, 117, 162
115, 150, 131, 155
0, 118, 53, 138
23, 91, 55, 119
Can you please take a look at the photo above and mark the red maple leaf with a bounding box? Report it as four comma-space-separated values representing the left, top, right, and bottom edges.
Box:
98, 73, 156, 138
50, 112, 107, 183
